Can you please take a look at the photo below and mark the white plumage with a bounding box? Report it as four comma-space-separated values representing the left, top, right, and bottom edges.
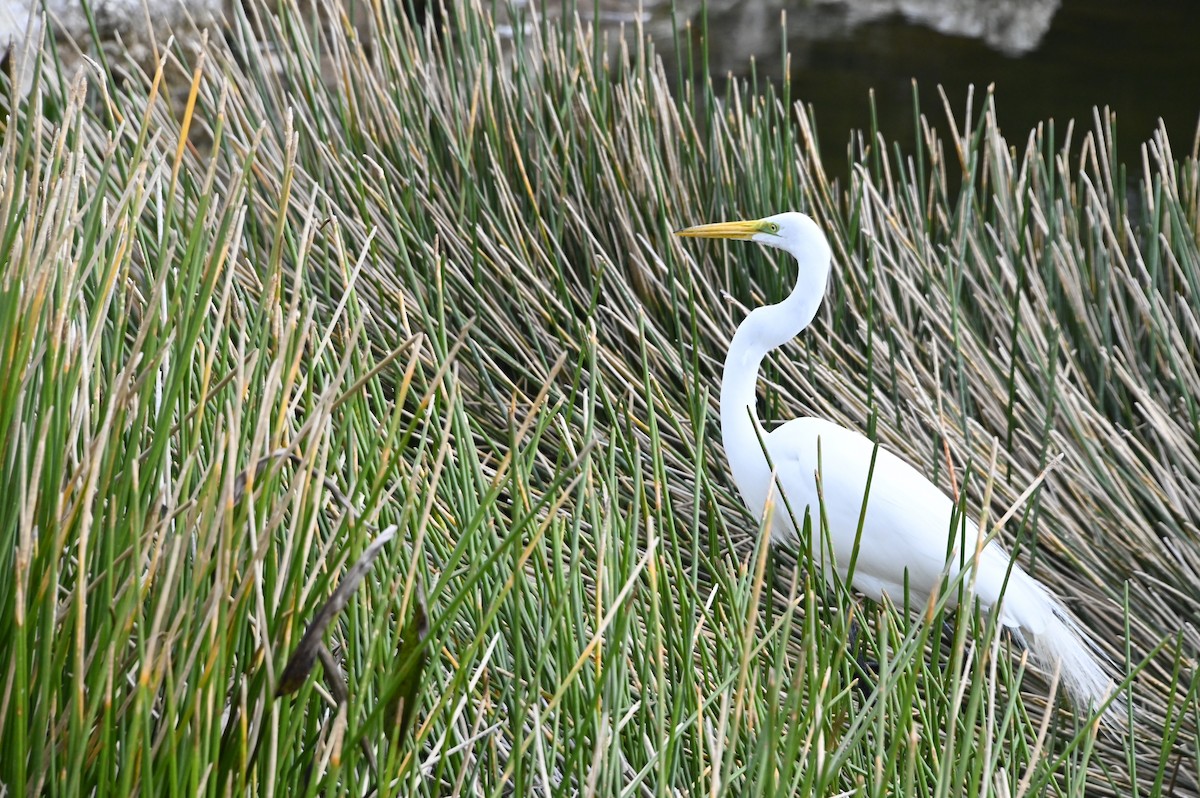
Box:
677, 211, 1119, 720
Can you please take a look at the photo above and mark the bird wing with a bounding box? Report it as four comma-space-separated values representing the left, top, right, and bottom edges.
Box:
761, 421, 1106, 709
764, 417, 986, 606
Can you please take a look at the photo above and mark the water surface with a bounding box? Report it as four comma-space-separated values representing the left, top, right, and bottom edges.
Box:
636, 0, 1200, 176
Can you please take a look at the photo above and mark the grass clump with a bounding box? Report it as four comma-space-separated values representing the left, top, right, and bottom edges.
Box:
1, 1, 1198, 795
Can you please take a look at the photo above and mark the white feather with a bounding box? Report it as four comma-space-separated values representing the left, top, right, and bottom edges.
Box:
678, 210, 1122, 722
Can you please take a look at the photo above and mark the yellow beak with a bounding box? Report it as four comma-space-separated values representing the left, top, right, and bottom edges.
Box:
674, 219, 767, 240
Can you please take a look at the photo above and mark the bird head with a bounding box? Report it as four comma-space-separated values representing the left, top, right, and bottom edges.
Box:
675, 211, 830, 263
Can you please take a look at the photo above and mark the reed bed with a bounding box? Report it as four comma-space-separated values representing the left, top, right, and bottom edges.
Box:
1, 0, 1197, 795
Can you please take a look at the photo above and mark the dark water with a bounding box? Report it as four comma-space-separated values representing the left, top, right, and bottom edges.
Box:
669, 0, 1200, 177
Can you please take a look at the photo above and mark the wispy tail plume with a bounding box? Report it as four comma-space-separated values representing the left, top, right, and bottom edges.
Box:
1016, 597, 1125, 729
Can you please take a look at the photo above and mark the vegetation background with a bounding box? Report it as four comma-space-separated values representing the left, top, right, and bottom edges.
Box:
1, 0, 1197, 795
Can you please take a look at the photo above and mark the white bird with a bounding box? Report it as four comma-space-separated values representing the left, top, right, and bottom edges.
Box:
676, 211, 1118, 720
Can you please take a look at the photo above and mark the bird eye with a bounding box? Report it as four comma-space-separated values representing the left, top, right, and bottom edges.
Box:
765, 222, 780, 234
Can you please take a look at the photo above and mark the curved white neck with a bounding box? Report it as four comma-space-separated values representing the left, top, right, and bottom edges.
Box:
720, 252, 830, 483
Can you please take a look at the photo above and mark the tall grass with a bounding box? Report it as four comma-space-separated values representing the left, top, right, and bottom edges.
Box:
1, 0, 1197, 795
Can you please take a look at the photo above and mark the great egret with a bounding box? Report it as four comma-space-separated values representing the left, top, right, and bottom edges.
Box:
676, 211, 1118, 719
